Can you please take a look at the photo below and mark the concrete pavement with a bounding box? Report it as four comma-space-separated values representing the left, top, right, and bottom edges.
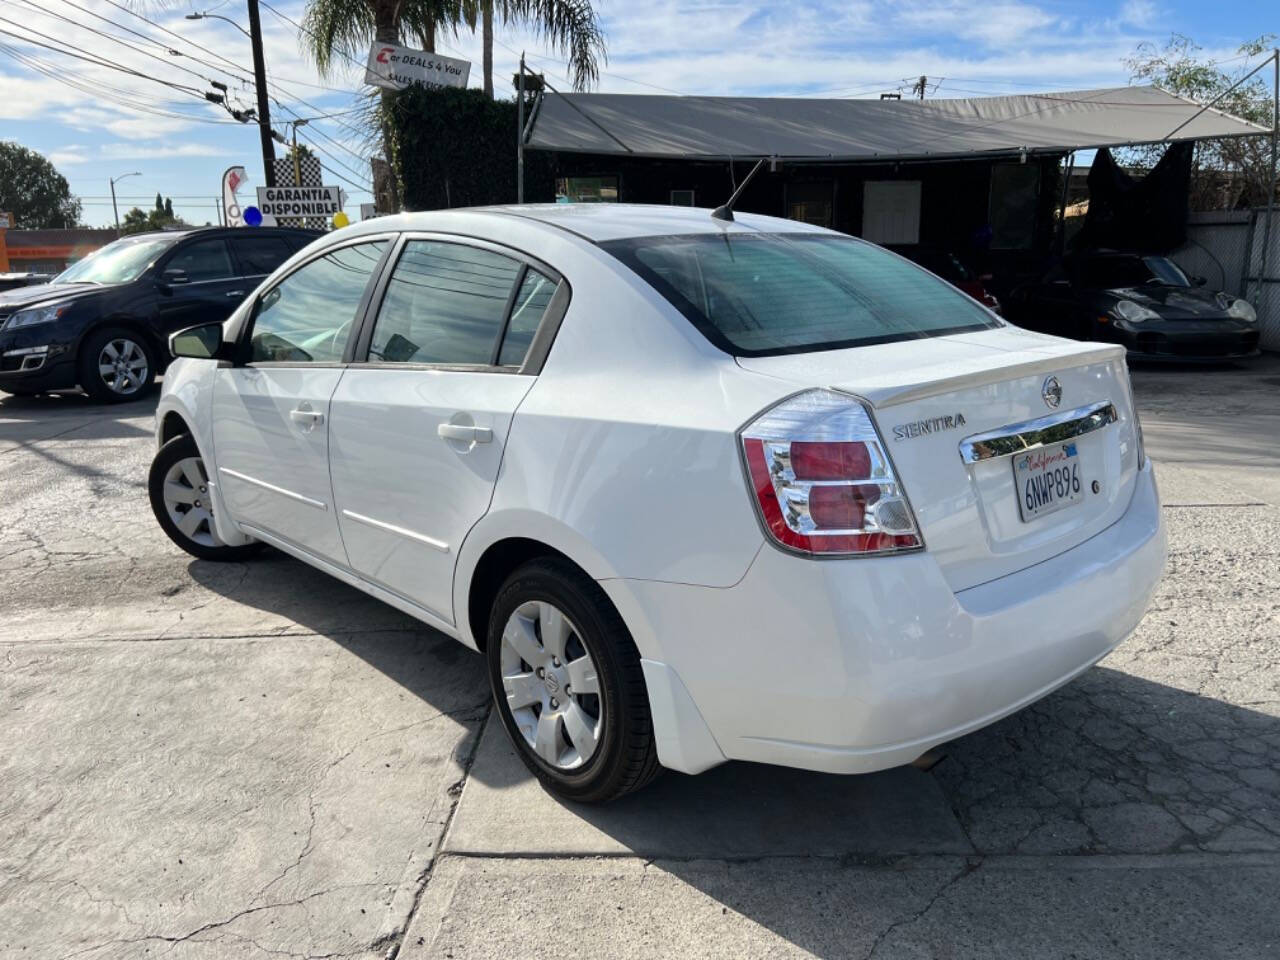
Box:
2, 357, 1278, 958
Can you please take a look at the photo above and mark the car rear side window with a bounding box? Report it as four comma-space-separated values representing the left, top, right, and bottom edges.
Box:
165, 238, 235, 283
602, 233, 1000, 356
498, 268, 557, 367
249, 241, 388, 363
368, 241, 522, 365
231, 235, 295, 276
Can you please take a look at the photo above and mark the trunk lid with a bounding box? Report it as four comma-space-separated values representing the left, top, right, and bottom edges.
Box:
737, 326, 1142, 591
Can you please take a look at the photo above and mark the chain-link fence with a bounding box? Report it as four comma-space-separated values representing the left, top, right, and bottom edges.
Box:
1172, 208, 1280, 350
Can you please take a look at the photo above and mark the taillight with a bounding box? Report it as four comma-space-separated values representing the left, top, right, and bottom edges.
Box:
740, 390, 923, 556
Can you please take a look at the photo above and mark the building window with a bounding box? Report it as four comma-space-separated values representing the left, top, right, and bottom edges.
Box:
786, 182, 834, 228
556, 176, 619, 203
861, 181, 921, 244
989, 163, 1040, 250
670, 189, 695, 207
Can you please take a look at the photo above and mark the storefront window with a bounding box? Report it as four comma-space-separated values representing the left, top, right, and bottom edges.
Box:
555, 176, 619, 203
786, 182, 834, 228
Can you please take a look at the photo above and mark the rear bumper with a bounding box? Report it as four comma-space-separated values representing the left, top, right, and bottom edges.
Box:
605, 460, 1166, 775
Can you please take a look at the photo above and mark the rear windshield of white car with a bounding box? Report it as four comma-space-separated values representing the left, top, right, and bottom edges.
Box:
601, 233, 1001, 356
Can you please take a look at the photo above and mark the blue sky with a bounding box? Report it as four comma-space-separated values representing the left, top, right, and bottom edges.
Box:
0, 0, 1273, 227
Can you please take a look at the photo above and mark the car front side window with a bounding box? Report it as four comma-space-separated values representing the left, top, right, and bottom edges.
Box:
248, 240, 388, 364
165, 238, 235, 283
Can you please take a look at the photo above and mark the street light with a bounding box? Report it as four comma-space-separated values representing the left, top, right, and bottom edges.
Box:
186, 7, 276, 186
184, 12, 250, 39
109, 172, 141, 237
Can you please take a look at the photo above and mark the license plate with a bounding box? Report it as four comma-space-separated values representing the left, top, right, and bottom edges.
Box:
1014, 442, 1083, 522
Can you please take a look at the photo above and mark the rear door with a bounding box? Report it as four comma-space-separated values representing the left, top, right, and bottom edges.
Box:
328, 236, 565, 623
227, 232, 299, 293
212, 237, 391, 564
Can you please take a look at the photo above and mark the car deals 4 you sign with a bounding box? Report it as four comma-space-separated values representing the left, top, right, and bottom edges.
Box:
365, 42, 470, 91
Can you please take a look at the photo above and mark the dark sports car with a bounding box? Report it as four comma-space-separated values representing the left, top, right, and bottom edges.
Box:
1005, 252, 1260, 361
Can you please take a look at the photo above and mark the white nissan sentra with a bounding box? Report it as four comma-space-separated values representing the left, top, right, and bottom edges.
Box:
149, 204, 1166, 802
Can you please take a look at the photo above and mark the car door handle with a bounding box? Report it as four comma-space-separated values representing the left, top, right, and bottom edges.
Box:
438, 423, 492, 443
225, 290, 246, 298
290, 408, 325, 427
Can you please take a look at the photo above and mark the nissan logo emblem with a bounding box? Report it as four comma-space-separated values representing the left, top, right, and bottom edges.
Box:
1042, 376, 1063, 409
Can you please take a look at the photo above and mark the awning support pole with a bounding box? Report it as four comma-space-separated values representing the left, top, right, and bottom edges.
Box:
1254, 49, 1279, 308
538, 76, 633, 154
1164, 52, 1277, 142
517, 53, 525, 204
1056, 151, 1075, 257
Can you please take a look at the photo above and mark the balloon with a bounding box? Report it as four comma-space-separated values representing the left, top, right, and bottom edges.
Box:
332, 211, 350, 229
243, 206, 263, 227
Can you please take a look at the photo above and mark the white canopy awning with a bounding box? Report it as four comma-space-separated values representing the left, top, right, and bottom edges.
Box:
526, 86, 1270, 162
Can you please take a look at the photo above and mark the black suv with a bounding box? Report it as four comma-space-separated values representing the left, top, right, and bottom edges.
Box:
0, 227, 318, 402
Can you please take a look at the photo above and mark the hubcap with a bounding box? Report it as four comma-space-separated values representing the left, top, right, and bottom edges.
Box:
98, 338, 148, 395
499, 601, 603, 771
162, 457, 224, 548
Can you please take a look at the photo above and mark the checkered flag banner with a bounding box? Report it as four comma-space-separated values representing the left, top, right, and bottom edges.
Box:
273, 155, 329, 227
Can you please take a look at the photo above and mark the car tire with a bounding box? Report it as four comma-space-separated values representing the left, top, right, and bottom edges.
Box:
486, 558, 662, 803
149, 434, 263, 562
79, 326, 156, 403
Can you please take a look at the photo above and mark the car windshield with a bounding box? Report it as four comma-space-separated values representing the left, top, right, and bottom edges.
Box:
54, 236, 177, 285
602, 233, 1000, 356
1075, 255, 1190, 289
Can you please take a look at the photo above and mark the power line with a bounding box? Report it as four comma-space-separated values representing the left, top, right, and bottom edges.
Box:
5, 0, 243, 89
295, 127, 373, 190
0, 40, 242, 124
0, 22, 210, 98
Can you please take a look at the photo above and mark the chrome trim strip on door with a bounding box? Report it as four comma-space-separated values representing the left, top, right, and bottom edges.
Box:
341, 509, 450, 553
959, 401, 1118, 464
218, 467, 329, 510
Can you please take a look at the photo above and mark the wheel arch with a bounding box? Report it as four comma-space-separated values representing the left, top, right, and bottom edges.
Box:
463, 536, 597, 654
77, 316, 168, 367
159, 409, 192, 444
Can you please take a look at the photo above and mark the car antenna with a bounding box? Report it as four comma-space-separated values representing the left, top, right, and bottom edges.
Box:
711, 156, 777, 222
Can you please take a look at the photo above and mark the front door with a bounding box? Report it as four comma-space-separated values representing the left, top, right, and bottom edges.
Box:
329, 238, 561, 622
212, 238, 391, 564
155, 237, 246, 337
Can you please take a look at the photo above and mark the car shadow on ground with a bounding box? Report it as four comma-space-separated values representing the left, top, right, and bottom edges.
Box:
0, 390, 157, 443
186, 549, 1280, 850
183, 546, 1280, 953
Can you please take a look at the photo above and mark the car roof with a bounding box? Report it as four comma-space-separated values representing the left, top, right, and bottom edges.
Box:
334, 203, 834, 245
116, 225, 319, 242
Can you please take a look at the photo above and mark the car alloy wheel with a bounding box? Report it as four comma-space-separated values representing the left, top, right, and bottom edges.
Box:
98, 337, 149, 396
499, 600, 603, 771
148, 433, 263, 562
161, 455, 222, 549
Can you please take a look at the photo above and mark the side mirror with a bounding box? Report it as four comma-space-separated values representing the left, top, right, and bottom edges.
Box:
170, 322, 230, 361
158, 268, 190, 293
1192, 275, 1207, 287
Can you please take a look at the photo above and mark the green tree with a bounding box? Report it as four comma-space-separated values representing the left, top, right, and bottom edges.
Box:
120, 196, 185, 235
0, 142, 81, 228
1125, 34, 1277, 210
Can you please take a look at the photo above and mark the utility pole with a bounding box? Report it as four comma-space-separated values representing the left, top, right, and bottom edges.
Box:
246, 0, 276, 186
914, 75, 928, 100
187, 8, 276, 187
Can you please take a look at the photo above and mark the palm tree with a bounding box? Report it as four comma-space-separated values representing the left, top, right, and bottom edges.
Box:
472, 0, 607, 97
302, 0, 461, 211
301, 0, 604, 207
